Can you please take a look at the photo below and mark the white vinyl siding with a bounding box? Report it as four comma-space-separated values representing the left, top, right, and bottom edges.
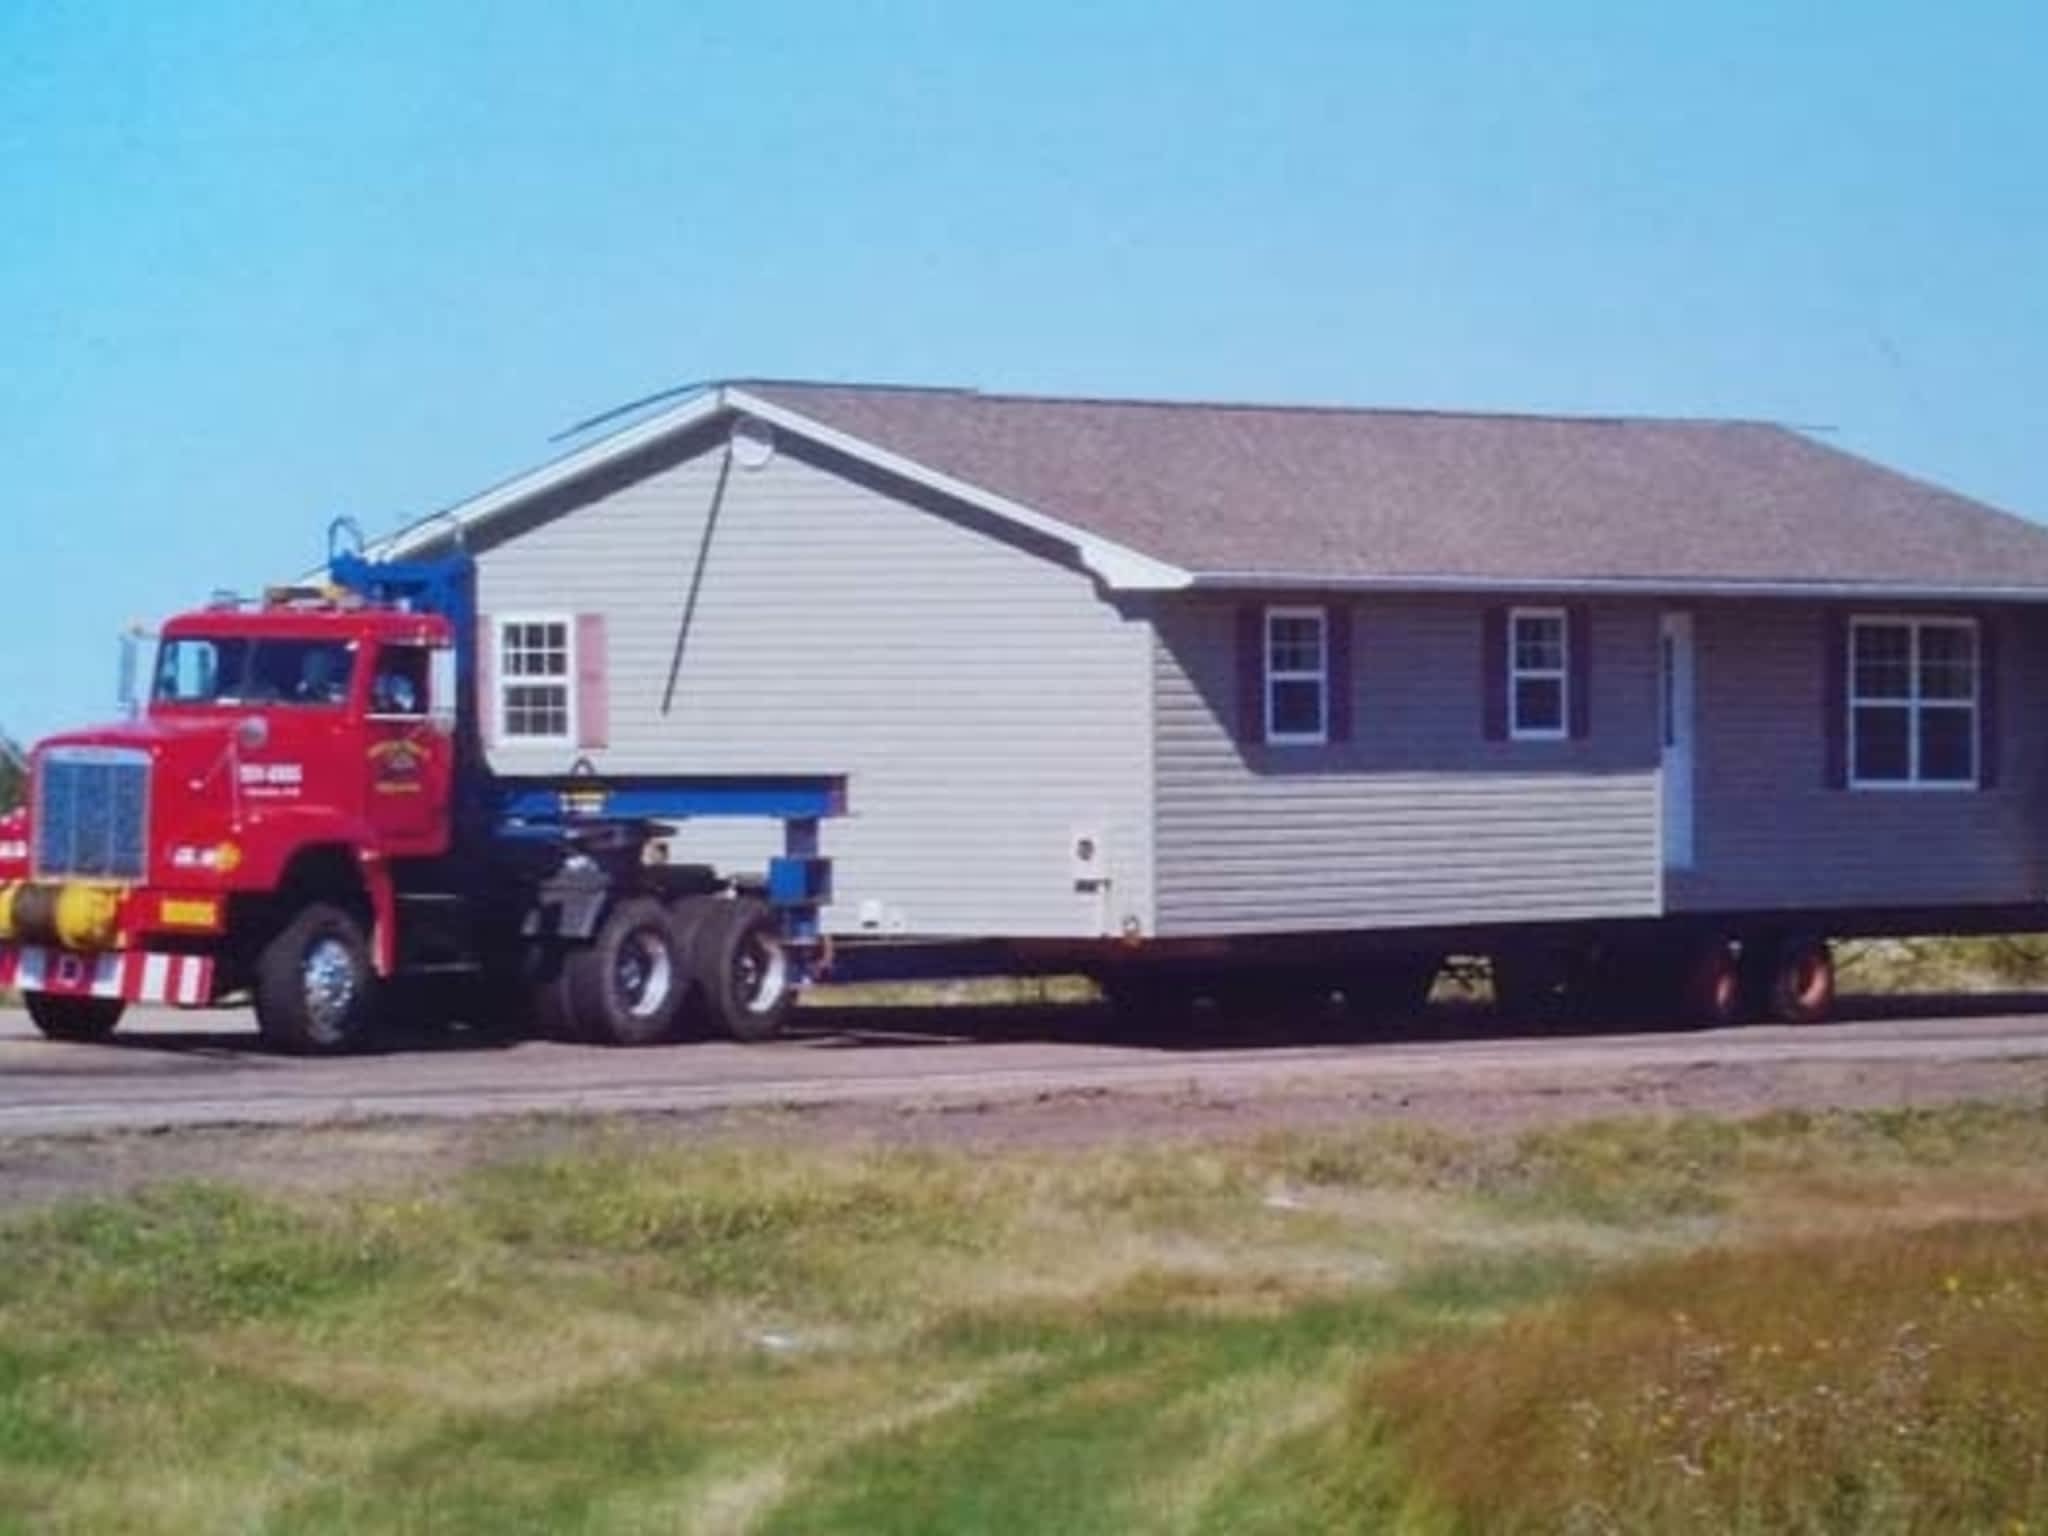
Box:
1155, 597, 1662, 935
469, 435, 1153, 939
1264, 606, 1327, 745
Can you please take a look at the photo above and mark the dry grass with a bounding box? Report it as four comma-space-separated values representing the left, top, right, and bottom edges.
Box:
1361, 1215, 2048, 1534
2, 1105, 2048, 1532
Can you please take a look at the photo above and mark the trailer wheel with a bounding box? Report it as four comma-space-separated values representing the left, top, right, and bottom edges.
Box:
562, 897, 687, 1046
24, 993, 124, 1042
1677, 937, 1747, 1027
1767, 936, 1835, 1025
255, 902, 378, 1053
1344, 953, 1441, 1025
692, 900, 795, 1042
1098, 973, 1200, 1035
1491, 949, 1571, 1026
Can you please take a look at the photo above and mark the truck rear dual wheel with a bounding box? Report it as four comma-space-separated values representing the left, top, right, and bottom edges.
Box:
559, 897, 688, 1047
24, 993, 125, 1042
689, 899, 796, 1043
255, 902, 378, 1054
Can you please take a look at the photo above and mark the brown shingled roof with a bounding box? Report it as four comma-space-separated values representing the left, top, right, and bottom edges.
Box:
740, 381, 2048, 593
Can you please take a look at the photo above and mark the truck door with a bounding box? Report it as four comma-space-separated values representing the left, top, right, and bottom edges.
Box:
363, 641, 453, 856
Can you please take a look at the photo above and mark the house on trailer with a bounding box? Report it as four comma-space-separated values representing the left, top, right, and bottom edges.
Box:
372, 381, 2048, 1020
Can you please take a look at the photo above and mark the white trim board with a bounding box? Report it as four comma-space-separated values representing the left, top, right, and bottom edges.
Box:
372, 385, 1191, 593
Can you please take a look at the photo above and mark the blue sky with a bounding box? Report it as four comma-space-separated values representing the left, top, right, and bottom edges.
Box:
3, 1, 2043, 742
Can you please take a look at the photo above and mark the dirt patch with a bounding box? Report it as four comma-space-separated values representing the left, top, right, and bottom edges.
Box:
3, 1052, 2044, 1216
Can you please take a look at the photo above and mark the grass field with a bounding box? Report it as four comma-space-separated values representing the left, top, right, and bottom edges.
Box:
3, 1103, 2048, 1532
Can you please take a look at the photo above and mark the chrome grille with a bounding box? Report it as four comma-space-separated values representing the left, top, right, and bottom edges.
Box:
33, 747, 149, 880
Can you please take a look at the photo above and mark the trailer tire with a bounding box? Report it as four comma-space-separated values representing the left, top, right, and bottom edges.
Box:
1344, 953, 1441, 1025
254, 902, 378, 1053
24, 993, 124, 1042
692, 900, 795, 1042
1767, 936, 1835, 1026
1678, 937, 1747, 1028
562, 897, 687, 1046
1098, 973, 1200, 1035
1491, 949, 1572, 1026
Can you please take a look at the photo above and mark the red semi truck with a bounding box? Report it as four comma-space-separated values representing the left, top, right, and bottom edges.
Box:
0, 525, 839, 1051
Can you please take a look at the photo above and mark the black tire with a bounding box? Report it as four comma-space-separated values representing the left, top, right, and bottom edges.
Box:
1098, 972, 1201, 1035
561, 897, 687, 1046
665, 893, 727, 1037
1491, 948, 1572, 1026
1344, 953, 1441, 1025
24, 992, 124, 1042
254, 902, 379, 1053
1677, 937, 1747, 1027
692, 900, 796, 1042
525, 951, 582, 1042
1767, 936, 1836, 1026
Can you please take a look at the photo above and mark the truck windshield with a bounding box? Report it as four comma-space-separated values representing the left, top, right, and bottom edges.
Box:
154, 637, 357, 708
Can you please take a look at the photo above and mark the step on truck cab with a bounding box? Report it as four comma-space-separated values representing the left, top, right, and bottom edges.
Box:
0, 520, 841, 1051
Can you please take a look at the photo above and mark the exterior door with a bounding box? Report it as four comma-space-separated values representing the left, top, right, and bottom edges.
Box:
1660, 612, 1695, 868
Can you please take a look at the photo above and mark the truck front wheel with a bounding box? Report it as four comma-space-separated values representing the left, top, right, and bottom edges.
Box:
255, 903, 378, 1053
25, 993, 125, 1042
562, 897, 687, 1046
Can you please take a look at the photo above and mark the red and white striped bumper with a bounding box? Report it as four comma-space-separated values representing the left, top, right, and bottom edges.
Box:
0, 946, 215, 1006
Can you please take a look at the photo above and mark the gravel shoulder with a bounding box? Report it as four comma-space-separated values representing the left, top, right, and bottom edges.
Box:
3, 1002, 2045, 1213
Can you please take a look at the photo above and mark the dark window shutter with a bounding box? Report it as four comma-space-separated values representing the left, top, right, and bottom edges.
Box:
1236, 605, 1265, 745
1823, 611, 1848, 789
1567, 605, 1592, 740
1325, 603, 1352, 744
1979, 615, 2000, 789
1481, 607, 1508, 740
575, 613, 609, 749
475, 613, 496, 746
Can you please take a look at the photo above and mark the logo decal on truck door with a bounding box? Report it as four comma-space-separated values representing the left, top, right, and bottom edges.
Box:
367, 738, 425, 795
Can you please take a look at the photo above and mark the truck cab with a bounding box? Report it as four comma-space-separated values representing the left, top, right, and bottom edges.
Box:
0, 586, 459, 1039
146, 599, 459, 866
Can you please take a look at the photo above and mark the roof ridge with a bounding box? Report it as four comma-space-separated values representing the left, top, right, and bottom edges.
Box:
732, 376, 1797, 431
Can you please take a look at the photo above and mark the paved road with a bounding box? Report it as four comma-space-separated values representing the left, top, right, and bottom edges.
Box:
4, 999, 2048, 1136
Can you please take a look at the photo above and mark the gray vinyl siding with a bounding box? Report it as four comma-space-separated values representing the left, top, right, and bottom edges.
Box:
1152, 596, 1663, 935
470, 434, 1154, 939
1666, 601, 2048, 913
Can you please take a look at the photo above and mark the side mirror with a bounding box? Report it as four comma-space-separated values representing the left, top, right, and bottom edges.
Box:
116, 629, 143, 719
428, 646, 458, 736
236, 716, 270, 751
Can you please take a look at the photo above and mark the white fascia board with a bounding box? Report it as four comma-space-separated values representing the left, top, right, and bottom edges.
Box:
1186, 572, 2048, 603
723, 389, 1192, 592
366, 383, 1191, 592
369, 389, 730, 560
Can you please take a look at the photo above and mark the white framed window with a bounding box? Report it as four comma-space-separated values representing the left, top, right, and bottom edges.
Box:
1509, 607, 1569, 740
1849, 616, 1977, 789
496, 615, 576, 743
1265, 606, 1328, 745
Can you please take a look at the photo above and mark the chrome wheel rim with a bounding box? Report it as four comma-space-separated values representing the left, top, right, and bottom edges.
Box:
301, 938, 358, 1037
616, 928, 673, 1019
734, 930, 789, 1015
